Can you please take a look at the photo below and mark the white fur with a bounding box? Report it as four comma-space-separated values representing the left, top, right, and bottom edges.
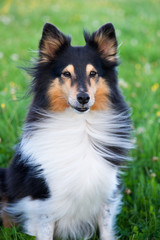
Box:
98, 197, 122, 240
4, 108, 132, 239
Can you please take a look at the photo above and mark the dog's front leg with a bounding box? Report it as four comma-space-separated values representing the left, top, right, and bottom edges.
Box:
98, 201, 119, 240
36, 220, 55, 240
25, 214, 55, 240
35, 216, 55, 240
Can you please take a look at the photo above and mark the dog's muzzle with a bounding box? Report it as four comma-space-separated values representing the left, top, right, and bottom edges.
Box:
69, 92, 91, 113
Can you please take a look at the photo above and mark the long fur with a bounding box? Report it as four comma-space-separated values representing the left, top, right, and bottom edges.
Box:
0, 22, 132, 240
3, 108, 132, 239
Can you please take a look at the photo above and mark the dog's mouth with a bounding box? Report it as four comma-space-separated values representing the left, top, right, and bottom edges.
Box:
69, 103, 89, 113
74, 107, 89, 113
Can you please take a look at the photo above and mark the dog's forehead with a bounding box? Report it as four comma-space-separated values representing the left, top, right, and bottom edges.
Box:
58, 45, 100, 72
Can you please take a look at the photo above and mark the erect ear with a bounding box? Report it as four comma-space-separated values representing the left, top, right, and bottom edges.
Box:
39, 23, 71, 62
84, 23, 118, 63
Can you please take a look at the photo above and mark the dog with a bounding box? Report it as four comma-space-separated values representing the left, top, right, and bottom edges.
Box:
0, 22, 132, 240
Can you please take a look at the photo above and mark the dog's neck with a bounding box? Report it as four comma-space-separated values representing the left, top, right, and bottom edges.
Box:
21, 108, 131, 167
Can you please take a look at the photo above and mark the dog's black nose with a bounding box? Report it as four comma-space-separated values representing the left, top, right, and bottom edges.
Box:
77, 92, 90, 105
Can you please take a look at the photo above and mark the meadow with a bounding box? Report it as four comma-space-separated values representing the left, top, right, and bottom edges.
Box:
0, 0, 160, 239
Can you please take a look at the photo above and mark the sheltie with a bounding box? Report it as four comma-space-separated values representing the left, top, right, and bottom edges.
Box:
0, 22, 132, 240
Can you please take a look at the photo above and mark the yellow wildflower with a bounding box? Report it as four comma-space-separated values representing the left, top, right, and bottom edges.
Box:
1, 103, 5, 109
0, 0, 12, 14
10, 82, 16, 87
3, 88, 8, 93
156, 111, 160, 117
135, 64, 141, 70
152, 83, 159, 92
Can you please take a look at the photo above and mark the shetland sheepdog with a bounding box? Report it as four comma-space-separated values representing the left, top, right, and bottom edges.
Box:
0, 23, 132, 240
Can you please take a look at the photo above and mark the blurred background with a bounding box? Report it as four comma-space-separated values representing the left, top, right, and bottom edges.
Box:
0, 0, 160, 239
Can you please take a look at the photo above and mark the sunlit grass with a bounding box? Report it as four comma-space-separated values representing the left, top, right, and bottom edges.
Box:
0, 0, 160, 239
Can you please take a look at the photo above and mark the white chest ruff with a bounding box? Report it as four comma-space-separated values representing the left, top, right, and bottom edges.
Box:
19, 109, 127, 237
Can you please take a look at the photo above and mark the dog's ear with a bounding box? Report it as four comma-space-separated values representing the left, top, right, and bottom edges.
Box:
84, 23, 118, 63
39, 23, 71, 62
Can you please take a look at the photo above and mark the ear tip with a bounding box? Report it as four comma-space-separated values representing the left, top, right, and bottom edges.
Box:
101, 22, 115, 32
106, 22, 115, 27
43, 22, 53, 29
42, 22, 59, 34
43, 22, 51, 27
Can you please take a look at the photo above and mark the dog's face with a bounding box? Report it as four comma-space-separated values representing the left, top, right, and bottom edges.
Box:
33, 23, 119, 113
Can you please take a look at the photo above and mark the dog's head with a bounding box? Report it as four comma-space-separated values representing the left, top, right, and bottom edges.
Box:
32, 23, 120, 113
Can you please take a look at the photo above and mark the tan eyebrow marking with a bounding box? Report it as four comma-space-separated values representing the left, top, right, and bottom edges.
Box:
62, 64, 75, 76
86, 64, 97, 76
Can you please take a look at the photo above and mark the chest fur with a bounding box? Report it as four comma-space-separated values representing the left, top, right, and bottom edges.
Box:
20, 110, 118, 218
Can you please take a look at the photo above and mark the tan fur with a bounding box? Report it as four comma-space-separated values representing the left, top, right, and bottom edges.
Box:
62, 65, 78, 102
48, 78, 69, 112
94, 33, 117, 62
90, 77, 110, 111
69, 85, 79, 103
1, 198, 15, 228
85, 64, 98, 104
47, 65, 80, 112
86, 64, 97, 76
40, 35, 65, 63
62, 65, 75, 74
85, 65, 110, 110
2, 212, 14, 228
61, 64, 75, 78
48, 64, 109, 112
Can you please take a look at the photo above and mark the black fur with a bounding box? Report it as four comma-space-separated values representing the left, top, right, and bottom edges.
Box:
28, 28, 126, 115
3, 150, 50, 202
0, 168, 6, 199
0, 23, 131, 217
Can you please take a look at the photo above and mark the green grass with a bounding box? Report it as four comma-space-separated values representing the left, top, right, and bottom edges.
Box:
0, 0, 160, 239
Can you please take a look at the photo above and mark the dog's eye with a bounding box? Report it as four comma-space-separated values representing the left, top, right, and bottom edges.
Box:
89, 71, 97, 78
62, 71, 71, 78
